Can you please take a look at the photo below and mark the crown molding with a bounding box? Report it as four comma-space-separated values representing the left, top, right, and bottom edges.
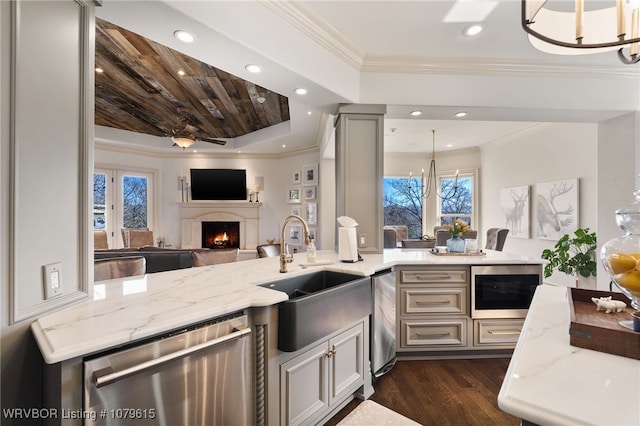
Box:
259, 0, 364, 70
479, 123, 551, 152
361, 54, 638, 79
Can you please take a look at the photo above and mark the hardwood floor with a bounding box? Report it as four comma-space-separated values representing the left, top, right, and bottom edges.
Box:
324, 358, 520, 426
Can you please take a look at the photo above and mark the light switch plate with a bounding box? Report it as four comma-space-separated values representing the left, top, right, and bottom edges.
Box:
43, 262, 63, 299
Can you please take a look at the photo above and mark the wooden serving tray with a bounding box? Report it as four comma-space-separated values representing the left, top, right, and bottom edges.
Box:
430, 250, 486, 256
568, 288, 640, 360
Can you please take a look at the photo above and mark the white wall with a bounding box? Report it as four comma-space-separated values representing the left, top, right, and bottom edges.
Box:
480, 123, 599, 287
95, 147, 323, 250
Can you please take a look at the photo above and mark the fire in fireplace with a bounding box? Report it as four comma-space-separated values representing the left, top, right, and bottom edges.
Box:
202, 221, 240, 249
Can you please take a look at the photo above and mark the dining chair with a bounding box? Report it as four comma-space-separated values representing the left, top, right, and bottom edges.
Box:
94, 256, 146, 281
485, 228, 509, 251
94, 230, 109, 250
383, 229, 398, 248
192, 248, 240, 266
256, 244, 281, 258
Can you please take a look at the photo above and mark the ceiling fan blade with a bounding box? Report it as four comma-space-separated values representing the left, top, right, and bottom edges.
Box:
197, 137, 227, 145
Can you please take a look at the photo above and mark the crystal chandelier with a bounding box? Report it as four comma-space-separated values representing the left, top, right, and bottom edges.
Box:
522, 0, 640, 64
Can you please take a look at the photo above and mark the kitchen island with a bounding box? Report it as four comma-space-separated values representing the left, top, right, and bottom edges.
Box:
31, 248, 543, 426
498, 284, 640, 425
32, 249, 542, 364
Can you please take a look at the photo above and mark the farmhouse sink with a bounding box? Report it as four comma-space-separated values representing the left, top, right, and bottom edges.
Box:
260, 271, 372, 352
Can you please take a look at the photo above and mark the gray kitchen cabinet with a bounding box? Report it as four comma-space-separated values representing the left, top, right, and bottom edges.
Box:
280, 322, 365, 426
473, 318, 525, 347
396, 265, 526, 356
397, 266, 470, 351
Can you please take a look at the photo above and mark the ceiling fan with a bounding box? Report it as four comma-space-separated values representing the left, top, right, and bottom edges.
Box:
171, 109, 227, 149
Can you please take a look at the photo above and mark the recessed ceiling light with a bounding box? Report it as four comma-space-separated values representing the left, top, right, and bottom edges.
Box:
95, 67, 104, 73
454, 111, 468, 118
410, 110, 422, 116
282, 144, 286, 148
177, 70, 186, 76
446, 144, 453, 148
307, 111, 312, 115
173, 30, 194, 43
463, 24, 484, 37
295, 88, 307, 95
245, 64, 261, 73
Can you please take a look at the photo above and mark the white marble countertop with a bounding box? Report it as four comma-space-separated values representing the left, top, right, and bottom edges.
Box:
498, 284, 640, 425
32, 249, 542, 364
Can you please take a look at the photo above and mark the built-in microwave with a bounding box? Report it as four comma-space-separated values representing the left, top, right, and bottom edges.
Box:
470, 264, 542, 319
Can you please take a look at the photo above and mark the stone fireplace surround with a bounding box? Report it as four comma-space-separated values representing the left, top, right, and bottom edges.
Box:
179, 201, 261, 251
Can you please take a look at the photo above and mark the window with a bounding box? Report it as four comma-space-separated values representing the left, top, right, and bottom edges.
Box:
383, 177, 423, 239
438, 173, 475, 227
94, 167, 155, 248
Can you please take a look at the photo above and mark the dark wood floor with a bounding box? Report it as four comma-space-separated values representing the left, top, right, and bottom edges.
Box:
325, 358, 520, 426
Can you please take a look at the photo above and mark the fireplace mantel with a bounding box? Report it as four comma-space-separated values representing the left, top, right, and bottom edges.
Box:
179, 202, 262, 249
178, 201, 263, 210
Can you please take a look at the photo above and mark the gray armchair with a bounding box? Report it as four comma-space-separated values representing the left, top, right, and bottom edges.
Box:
485, 228, 509, 251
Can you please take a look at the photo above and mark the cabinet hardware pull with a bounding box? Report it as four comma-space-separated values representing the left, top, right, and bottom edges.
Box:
94, 326, 251, 388
326, 349, 336, 358
415, 274, 451, 280
488, 329, 521, 335
415, 300, 450, 305
415, 332, 451, 338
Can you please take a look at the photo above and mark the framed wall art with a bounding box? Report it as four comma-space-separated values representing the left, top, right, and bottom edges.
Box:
291, 170, 301, 185
304, 186, 316, 201
535, 178, 579, 240
305, 202, 317, 225
287, 225, 302, 245
288, 186, 301, 203
302, 163, 318, 185
500, 185, 530, 239
291, 206, 301, 216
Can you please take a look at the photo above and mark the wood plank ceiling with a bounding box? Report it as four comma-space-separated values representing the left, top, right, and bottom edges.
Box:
95, 18, 290, 145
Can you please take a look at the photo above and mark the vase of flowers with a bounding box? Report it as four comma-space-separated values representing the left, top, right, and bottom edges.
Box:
444, 219, 472, 253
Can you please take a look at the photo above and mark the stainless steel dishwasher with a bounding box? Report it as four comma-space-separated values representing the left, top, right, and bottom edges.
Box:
83, 313, 252, 425
371, 268, 396, 378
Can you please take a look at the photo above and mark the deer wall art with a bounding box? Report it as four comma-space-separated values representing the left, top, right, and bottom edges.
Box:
500, 186, 530, 238
535, 179, 579, 240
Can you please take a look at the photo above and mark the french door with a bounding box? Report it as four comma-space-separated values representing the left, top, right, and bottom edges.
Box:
93, 167, 154, 248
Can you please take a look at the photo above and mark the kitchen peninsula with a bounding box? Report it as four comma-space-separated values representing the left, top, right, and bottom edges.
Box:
32, 249, 543, 425
498, 284, 640, 425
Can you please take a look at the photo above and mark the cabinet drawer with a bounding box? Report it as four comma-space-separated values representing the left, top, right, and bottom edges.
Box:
400, 287, 467, 315
401, 319, 466, 347
400, 268, 468, 284
473, 319, 524, 346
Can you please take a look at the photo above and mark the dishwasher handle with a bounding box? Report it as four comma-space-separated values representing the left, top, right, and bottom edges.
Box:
94, 326, 252, 388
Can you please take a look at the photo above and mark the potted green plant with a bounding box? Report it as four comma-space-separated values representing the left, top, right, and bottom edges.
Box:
541, 228, 597, 282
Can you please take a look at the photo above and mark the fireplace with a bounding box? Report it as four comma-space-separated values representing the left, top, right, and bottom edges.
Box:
179, 201, 261, 250
202, 221, 240, 249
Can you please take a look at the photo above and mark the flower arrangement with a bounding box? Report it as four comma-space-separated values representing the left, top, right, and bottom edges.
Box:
444, 219, 473, 237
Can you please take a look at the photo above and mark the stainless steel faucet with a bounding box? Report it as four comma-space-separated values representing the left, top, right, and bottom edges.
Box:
280, 214, 312, 273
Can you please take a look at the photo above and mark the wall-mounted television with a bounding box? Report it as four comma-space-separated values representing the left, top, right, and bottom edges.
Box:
190, 169, 247, 201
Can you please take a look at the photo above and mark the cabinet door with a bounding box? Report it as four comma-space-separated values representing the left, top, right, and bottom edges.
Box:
328, 323, 364, 406
280, 345, 329, 426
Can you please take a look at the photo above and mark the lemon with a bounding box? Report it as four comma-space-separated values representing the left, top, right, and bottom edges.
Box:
614, 271, 640, 297
606, 253, 638, 274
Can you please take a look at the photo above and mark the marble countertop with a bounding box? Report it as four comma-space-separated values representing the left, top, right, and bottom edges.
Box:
498, 284, 640, 425
32, 249, 542, 364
